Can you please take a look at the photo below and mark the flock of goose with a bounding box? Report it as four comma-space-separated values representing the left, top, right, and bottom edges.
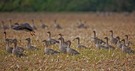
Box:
92, 30, 134, 53
1, 19, 134, 57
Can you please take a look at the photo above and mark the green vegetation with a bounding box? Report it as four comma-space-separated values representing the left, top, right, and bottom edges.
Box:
0, 0, 135, 12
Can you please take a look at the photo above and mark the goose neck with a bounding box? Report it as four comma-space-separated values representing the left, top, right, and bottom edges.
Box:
106, 38, 108, 45
48, 33, 51, 39
14, 42, 17, 48
27, 40, 31, 47
77, 39, 80, 45
93, 32, 96, 38
110, 32, 113, 38
6, 41, 10, 49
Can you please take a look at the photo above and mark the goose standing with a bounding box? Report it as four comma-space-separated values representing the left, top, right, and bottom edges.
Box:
58, 37, 67, 53
9, 19, 13, 29
77, 21, 88, 29
12, 39, 25, 57
31, 19, 37, 30
4, 31, 14, 43
121, 39, 134, 54
47, 31, 59, 45
73, 37, 87, 49
92, 31, 105, 44
25, 38, 38, 50
42, 40, 59, 55
116, 36, 122, 48
54, 20, 62, 29
66, 40, 80, 55
125, 35, 132, 46
1, 21, 9, 30
58, 34, 68, 47
109, 30, 118, 45
40, 20, 48, 29
5, 39, 13, 53
104, 37, 115, 50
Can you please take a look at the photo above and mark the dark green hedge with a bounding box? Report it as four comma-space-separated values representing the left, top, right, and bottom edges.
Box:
0, 0, 135, 12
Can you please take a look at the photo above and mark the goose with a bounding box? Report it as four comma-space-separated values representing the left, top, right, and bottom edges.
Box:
40, 20, 48, 29
73, 37, 87, 49
58, 34, 68, 47
1, 21, 9, 30
109, 30, 118, 45
92, 31, 105, 44
54, 20, 62, 29
12, 39, 25, 57
121, 39, 134, 54
95, 42, 106, 49
4, 31, 14, 43
11, 23, 19, 29
104, 37, 115, 50
66, 40, 80, 55
77, 21, 88, 29
42, 40, 59, 55
58, 33, 63, 39
25, 38, 38, 50
9, 19, 13, 29
125, 35, 132, 46
58, 37, 67, 53
5, 39, 13, 53
11, 23, 35, 36
13, 39, 24, 52
31, 19, 37, 30
116, 36, 122, 48
4, 30, 14, 53
47, 31, 59, 45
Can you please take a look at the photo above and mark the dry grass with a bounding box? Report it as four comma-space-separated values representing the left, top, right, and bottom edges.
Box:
0, 12, 135, 71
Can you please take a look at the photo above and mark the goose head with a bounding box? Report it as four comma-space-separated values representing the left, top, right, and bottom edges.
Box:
73, 37, 80, 41
104, 37, 109, 40
66, 40, 71, 48
125, 35, 128, 39
116, 36, 120, 40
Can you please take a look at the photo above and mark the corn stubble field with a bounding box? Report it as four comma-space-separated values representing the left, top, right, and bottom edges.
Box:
0, 12, 135, 71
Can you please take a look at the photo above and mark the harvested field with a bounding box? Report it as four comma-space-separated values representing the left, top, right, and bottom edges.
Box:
0, 12, 135, 71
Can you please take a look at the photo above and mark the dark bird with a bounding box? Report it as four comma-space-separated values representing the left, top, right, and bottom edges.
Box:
11, 23, 35, 36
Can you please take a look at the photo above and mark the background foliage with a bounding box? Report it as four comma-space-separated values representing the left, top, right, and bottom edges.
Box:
0, 0, 135, 12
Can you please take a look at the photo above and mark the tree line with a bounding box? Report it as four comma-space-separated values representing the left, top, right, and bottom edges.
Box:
0, 0, 135, 12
